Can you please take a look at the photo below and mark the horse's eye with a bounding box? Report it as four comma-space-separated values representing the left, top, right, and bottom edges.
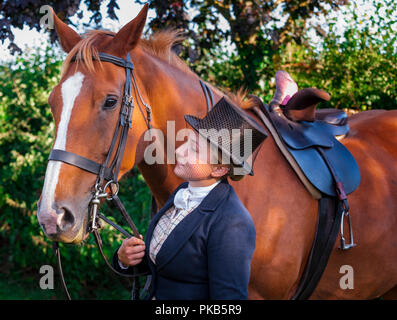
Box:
103, 97, 118, 110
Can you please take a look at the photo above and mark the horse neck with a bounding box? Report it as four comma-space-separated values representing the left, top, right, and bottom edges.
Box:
132, 48, 216, 131
132, 48, 215, 207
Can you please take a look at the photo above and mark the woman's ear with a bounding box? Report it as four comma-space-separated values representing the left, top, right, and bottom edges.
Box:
211, 165, 230, 178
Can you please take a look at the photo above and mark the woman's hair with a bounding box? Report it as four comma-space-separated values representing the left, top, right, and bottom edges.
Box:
226, 164, 246, 181
209, 146, 246, 181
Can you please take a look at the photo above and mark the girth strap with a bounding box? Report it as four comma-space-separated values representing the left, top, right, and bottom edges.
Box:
291, 197, 343, 299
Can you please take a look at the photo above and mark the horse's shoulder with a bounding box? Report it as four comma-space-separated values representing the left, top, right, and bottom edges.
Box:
212, 186, 252, 222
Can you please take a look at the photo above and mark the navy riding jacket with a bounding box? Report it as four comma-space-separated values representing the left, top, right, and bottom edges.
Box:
112, 178, 256, 300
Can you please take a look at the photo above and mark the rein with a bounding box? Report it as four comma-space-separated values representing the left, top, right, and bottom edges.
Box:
50, 52, 152, 300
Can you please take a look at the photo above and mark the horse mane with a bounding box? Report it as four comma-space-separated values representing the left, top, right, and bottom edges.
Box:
61, 29, 252, 109
139, 29, 194, 76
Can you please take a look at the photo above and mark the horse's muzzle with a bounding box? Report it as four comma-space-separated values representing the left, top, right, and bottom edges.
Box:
37, 202, 83, 243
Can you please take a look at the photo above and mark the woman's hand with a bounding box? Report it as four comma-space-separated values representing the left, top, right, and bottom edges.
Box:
117, 234, 146, 267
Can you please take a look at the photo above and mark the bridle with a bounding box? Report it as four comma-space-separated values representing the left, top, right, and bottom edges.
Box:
46, 45, 216, 299
49, 51, 152, 300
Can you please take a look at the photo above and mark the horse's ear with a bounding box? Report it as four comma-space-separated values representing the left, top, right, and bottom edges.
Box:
111, 3, 149, 55
283, 88, 331, 122
51, 7, 82, 53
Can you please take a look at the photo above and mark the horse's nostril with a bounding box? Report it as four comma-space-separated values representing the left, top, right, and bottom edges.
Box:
58, 207, 75, 232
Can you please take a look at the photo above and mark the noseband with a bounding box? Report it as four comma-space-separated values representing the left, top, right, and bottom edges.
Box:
49, 52, 152, 300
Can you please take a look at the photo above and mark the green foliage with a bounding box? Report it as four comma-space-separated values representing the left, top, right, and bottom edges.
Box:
199, 0, 396, 110
0, 46, 151, 299
144, 0, 346, 92
280, 0, 396, 110
0, 45, 60, 275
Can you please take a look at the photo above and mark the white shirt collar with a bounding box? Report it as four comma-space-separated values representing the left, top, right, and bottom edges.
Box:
174, 180, 221, 211
187, 180, 221, 195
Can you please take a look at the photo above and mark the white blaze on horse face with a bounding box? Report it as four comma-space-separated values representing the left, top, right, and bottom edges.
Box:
40, 72, 85, 214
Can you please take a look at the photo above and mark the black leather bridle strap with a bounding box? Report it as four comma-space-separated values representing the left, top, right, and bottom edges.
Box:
92, 229, 149, 278
71, 52, 134, 70
48, 149, 114, 181
110, 194, 140, 237
96, 212, 132, 238
97, 52, 135, 185
97, 52, 134, 70
52, 242, 71, 300
199, 80, 214, 113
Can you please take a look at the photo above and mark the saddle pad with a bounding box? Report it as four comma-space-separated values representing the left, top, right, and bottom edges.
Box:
264, 107, 361, 197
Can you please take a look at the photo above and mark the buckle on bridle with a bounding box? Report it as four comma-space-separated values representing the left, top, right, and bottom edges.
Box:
120, 96, 134, 128
89, 189, 107, 232
103, 180, 119, 200
89, 180, 119, 232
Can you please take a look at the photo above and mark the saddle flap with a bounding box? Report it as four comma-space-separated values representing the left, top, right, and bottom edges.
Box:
288, 140, 361, 196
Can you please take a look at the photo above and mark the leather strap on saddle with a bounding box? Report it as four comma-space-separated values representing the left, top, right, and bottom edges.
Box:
291, 196, 343, 299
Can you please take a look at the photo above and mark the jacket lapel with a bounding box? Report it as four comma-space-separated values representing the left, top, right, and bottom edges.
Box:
145, 182, 188, 249
154, 178, 231, 271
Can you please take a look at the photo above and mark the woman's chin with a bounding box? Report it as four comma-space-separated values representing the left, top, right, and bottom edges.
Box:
173, 164, 186, 180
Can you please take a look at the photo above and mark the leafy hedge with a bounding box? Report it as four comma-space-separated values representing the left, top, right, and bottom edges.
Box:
202, 1, 396, 110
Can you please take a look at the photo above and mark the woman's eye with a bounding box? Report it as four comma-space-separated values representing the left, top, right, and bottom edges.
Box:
103, 97, 118, 109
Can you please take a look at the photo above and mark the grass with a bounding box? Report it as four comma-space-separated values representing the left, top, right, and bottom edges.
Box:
0, 270, 134, 300
0, 274, 61, 300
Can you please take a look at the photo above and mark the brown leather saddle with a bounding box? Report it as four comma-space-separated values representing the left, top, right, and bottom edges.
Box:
249, 88, 361, 299
256, 88, 361, 198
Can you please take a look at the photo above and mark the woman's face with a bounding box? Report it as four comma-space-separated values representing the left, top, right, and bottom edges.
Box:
174, 130, 228, 182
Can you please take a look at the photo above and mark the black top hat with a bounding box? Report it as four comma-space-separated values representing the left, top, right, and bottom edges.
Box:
184, 96, 268, 176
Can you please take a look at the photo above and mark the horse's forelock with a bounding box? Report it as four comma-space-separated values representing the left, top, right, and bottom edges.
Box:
61, 30, 114, 77
61, 29, 188, 77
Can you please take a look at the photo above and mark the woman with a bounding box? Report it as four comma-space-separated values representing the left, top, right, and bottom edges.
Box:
112, 96, 267, 300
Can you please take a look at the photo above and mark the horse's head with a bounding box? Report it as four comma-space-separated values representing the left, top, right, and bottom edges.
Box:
37, 5, 151, 243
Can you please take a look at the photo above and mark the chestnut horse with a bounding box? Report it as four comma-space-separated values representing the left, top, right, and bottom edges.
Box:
37, 5, 397, 299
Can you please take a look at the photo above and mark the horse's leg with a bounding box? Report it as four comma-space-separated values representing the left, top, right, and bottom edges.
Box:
382, 286, 397, 300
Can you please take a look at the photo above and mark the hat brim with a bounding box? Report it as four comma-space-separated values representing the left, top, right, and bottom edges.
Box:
184, 114, 254, 176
